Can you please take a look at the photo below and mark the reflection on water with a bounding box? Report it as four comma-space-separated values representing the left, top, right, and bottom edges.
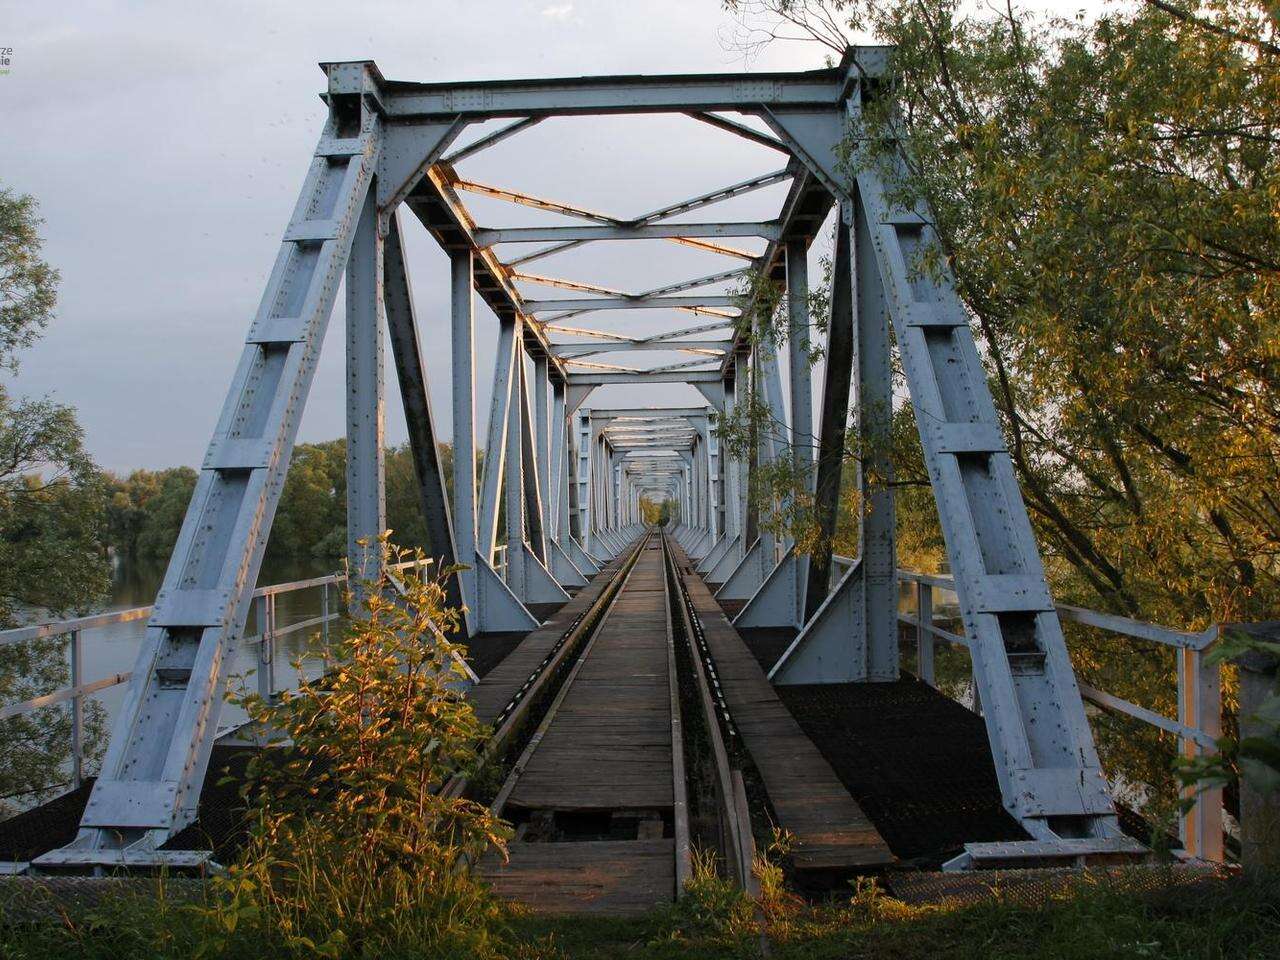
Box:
82, 555, 344, 741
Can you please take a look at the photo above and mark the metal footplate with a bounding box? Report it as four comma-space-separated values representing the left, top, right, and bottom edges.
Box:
944, 836, 1150, 872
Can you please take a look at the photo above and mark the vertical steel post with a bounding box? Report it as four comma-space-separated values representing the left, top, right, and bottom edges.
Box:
550, 380, 566, 541
345, 192, 386, 586
853, 191, 898, 680
533, 356, 552, 535
70, 629, 82, 790
735, 351, 753, 549
504, 330, 527, 593
451, 250, 478, 617
804, 208, 855, 621
785, 239, 814, 486
321, 581, 331, 646
257, 594, 274, 701
916, 582, 934, 687
518, 360, 548, 564
478, 317, 517, 562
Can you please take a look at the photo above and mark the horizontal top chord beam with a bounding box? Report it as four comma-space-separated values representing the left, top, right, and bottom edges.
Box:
328, 49, 888, 118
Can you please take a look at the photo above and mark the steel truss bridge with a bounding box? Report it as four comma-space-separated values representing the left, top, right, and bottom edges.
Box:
32, 48, 1156, 876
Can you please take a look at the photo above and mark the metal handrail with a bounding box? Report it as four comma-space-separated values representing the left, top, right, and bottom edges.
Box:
896, 567, 1225, 860
0, 566, 374, 790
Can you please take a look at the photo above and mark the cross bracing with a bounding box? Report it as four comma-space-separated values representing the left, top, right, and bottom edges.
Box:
38, 48, 1139, 873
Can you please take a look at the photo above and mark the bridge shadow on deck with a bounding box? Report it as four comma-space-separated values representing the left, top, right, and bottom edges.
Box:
0, 617, 569, 868
732, 622, 1027, 865
723, 615, 1156, 867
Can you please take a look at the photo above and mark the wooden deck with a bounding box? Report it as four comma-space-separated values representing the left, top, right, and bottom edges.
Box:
508, 543, 673, 811
482, 839, 674, 916
668, 541, 895, 873
469, 543, 635, 726
482, 541, 680, 915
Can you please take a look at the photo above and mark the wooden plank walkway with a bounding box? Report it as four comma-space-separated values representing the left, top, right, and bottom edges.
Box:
509, 542, 672, 811
482, 839, 674, 916
481, 540, 679, 915
668, 540, 895, 873
469, 543, 636, 726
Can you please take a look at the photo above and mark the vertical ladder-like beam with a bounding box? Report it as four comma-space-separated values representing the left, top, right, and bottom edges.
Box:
855, 158, 1120, 839
46, 67, 383, 862
346, 190, 386, 586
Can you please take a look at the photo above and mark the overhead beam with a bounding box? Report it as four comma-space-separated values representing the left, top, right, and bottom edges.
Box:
687, 112, 790, 152
440, 117, 543, 165
356, 51, 891, 118
524, 295, 739, 312
504, 169, 792, 267
589, 406, 711, 419
568, 370, 723, 385
477, 222, 779, 245
407, 167, 562, 378
455, 178, 622, 225
549, 340, 732, 356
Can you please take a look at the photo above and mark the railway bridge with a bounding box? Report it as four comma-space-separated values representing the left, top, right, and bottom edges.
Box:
5, 48, 1228, 908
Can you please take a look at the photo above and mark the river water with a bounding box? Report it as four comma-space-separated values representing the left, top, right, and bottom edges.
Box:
73, 554, 340, 742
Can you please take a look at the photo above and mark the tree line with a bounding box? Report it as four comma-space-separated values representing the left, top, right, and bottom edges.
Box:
105, 440, 469, 567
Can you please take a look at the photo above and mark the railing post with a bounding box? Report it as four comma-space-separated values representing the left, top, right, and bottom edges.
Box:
70, 628, 83, 790
257, 594, 274, 701
1178, 635, 1224, 861
321, 581, 330, 646
916, 582, 934, 687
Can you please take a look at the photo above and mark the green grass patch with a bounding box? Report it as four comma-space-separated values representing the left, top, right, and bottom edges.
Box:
2, 866, 1277, 959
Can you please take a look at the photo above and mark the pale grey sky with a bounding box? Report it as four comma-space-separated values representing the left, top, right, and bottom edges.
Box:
1, 0, 1108, 472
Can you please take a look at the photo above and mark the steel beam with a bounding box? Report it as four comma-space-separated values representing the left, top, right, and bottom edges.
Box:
47, 68, 384, 863
384, 211, 464, 620
367, 51, 890, 118
346, 188, 387, 588
525, 295, 740, 313
477, 222, 779, 246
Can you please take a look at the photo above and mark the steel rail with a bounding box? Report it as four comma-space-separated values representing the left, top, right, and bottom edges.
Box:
440, 533, 652, 801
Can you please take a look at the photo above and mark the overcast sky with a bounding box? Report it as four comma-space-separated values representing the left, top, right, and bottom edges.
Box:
2, 1, 1107, 473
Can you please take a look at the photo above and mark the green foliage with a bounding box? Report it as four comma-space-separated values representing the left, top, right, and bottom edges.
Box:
639, 496, 671, 526
105, 441, 470, 565
106, 466, 199, 561
203, 535, 512, 956
722, 0, 1280, 818
0, 186, 109, 813
0, 188, 58, 368
853, 0, 1280, 628
508, 867, 1280, 960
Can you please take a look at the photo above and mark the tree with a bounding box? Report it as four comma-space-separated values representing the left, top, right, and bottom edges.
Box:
106, 467, 199, 563
0, 189, 57, 368
0, 188, 110, 813
216, 537, 510, 955
721, 0, 1280, 818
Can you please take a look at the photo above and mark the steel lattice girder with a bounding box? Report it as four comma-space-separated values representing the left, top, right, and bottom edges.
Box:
44, 47, 1133, 870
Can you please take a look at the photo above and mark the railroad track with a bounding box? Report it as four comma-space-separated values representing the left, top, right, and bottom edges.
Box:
476, 529, 752, 916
